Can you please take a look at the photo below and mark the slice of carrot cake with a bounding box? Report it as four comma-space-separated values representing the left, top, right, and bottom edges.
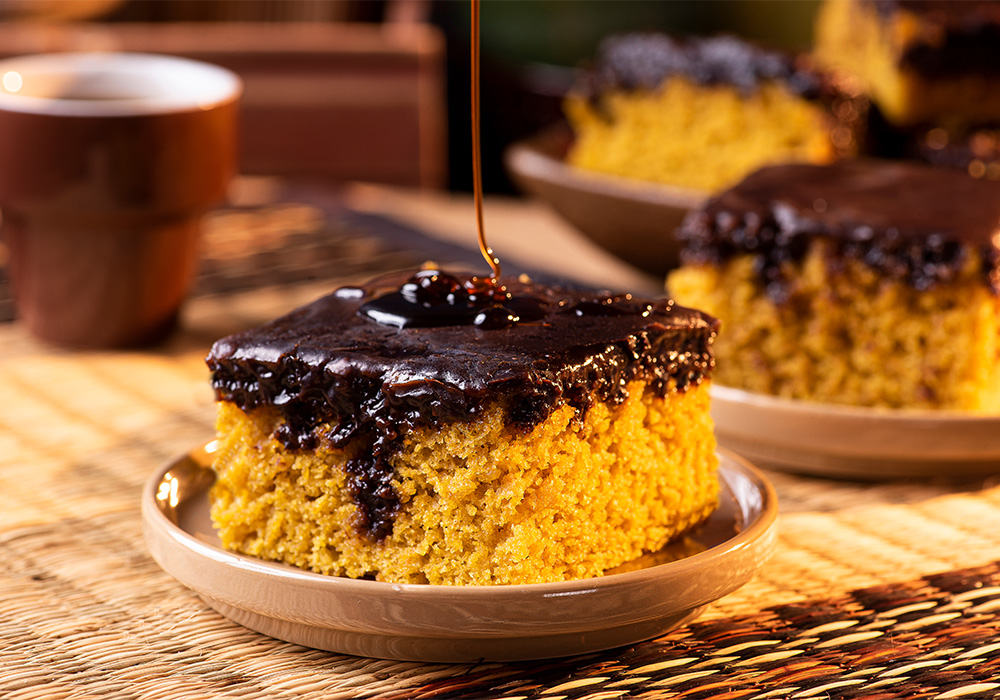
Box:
667, 159, 1000, 410
565, 32, 866, 192
815, 0, 1000, 127
206, 270, 720, 585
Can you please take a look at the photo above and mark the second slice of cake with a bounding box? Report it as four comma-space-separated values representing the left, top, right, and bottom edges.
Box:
207, 272, 720, 585
667, 159, 1000, 411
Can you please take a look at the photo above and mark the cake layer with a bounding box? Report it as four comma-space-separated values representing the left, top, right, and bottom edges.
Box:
210, 379, 719, 585
669, 244, 1000, 410
208, 272, 718, 542
815, 0, 1000, 126
565, 33, 865, 192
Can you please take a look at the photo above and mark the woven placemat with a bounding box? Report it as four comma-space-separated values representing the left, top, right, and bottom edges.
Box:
3, 507, 1000, 699
3, 323, 1000, 698
3, 185, 1000, 698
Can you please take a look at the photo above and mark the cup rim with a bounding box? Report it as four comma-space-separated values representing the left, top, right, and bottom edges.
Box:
0, 51, 242, 117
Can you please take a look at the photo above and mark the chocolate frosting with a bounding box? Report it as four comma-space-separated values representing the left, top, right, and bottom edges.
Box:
870, 0, 1000, 78
577, 33, 825, 99
207, 273, 717, 540
678, 159, 1000, 300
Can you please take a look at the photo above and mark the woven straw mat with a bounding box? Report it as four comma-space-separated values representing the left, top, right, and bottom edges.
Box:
2, 203, 1000, 699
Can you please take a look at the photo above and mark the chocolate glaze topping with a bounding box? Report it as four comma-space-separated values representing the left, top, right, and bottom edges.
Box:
208, 270, 717, 540
578, 33, 825, 99
870, 1, 1000, 78
358, 269, 529, 329
678, 159, 1000, 301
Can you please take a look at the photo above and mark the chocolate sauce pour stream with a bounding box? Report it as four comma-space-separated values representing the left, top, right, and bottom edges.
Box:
471, 0, 500, 281
358, 0, 552, 331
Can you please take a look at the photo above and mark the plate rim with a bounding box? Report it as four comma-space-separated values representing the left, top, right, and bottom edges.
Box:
711, 384, 1000, 477
712, 383, 1000, 424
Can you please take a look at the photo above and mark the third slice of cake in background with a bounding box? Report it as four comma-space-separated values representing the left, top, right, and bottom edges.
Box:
814, 0, 1000, 128
564, 33, 867, 193
667, 159, 1000, 411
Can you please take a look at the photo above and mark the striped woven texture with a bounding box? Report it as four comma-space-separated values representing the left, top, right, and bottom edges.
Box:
3, 190, 1000, 699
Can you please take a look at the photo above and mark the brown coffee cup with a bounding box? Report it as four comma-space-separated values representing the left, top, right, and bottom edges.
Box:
0, 52, 241, 347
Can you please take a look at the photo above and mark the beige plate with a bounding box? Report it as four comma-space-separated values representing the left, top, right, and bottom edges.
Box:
142, 445, 777, 663
712, 385, 1000, 479
503, 124, 706, 277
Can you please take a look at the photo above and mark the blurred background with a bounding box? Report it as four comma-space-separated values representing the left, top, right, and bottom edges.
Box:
0, 0, 821, 193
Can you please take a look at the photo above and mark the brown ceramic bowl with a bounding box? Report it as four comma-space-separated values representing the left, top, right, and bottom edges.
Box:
504, 124, 706, 277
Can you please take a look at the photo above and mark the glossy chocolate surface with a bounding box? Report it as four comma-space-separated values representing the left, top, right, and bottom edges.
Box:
578, 33, 824, 99
871, 0, 1000, 78
208, 271, 717, 539
678, 159, 1000, 299
358, 269, 547, 330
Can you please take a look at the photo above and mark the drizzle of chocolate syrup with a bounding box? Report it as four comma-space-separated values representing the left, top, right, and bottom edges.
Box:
359, 0, 526, 332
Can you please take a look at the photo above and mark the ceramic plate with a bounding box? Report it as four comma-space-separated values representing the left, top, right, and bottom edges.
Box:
504, 124, 706, 277
142, 444, 777, 663
712, 385, 1000, 479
